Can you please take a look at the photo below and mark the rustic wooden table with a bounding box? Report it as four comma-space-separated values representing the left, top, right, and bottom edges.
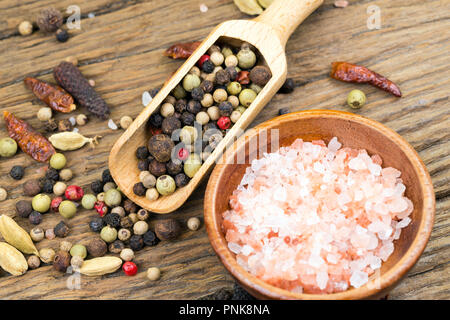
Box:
0, 0, 448, 300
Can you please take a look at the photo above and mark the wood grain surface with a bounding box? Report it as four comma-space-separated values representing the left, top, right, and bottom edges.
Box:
0, 0, 448, 300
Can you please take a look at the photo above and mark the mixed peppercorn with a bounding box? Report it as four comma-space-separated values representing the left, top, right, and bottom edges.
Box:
135, 41, 273, 199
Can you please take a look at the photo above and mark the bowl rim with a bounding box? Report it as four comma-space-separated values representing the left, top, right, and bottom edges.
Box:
204, 109, 435, 300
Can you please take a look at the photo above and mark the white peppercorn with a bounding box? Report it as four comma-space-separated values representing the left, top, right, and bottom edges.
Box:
189, 66, 201, 77
146, 188, 159, 201
120, 248, 134, 261
225, 55, 238, 68
53, 181, 67, 196
187, 217, 201, 231
147, 267, 161, 281
37, 107, 52, 121
210, 51, 224, 66
111, 206, 126, 217
200, 93, 214, 107
30, 227, 45, 242
39, 248, 56, 264
18, 21, 33, 36
142, 173, 156, 188
207, 106, 220, 121
160, 103, 175, 117
0, 188, 7, 202
120, 116, 133, 129
213, 89, 227, 103
60, 240, 73, 252
70, 256, 84, 269
133, 221, 149, 235
118, 228, 131, 241
76, 114, 88, 126
128, 213, 139, 224
230, 110, 242, 123
196, 111, 210, 125
59, 168, 73, 181
228, 95, 240, 108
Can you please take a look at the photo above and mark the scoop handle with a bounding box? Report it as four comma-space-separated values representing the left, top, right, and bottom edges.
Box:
253, 0, 323, 47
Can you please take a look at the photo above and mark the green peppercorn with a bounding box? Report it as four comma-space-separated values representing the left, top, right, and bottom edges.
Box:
81, 194, 97, 209
226, 82, 242, 95
237, 49, 256, 69
239, 89, 257, 107
0, 138, 17, 157
180, 126, 198, 145
104, 188, 122, 207
58, 200, 77, 219
221, 46, 233, 58
156, 175, 176, 196
49, 153, 67, 170
182, 74, 201, 92
236, 106, 247, 115
183, 154, 202, 178
249, 83, 262, 94
347, 89, 366, 109
172, 84, 187, 99
32, 194, 51, 213
100, 226, 118, 243
70, 244, 87, 258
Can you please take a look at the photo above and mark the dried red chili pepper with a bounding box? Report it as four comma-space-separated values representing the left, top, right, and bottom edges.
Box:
164, 41, 202, 59
330, 62, 402, 97
24, 77, 76, 113
3, 111, 55, 162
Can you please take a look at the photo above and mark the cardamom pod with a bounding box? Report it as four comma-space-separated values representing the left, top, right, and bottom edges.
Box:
233, 0, 263, 15
0, 242, 28, 276
0, 215, 39, 256
79, 256, 122, 276
257, 0, 273, 9
48, 132, 101, 151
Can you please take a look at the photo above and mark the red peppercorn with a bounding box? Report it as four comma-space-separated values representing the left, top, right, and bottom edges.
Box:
51, 197, 63, 212
150, 126, 162, 136
65, 185, 84, 201
177, 148, 189, 161
197, 54, 210, 68
122, 261, 137, 276
237, 71, 250, 85
94, 201, 108, 217
217, 116, 231, 130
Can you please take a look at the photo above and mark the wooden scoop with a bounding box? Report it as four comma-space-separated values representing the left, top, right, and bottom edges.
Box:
109, 0, 323, 213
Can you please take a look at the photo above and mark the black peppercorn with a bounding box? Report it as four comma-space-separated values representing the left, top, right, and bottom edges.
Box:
181, 112, 195, 126
89, 216, 105, 232
16, 200, 33, 218
23, 179, 42, 197
137, 159, 150, 171
201, 60, 215, 73
191, 87, 204, 101
203, 122, 218, 133
143, 230, 160, 246
136, 146, 149, 160
148, 134, 174, 163
219, 101, 233, 116
149, 159, 167, 177
123, 199, 137, 213
133, 182, 146, 196
36, 7, 63, 33
200, 80, 214, 93
55, 28, 69, 42
29, 211, 42, 225
46, 167, 60, 181
42, 179, 55, 194
215, 69, 231, 85
161, 116, 181, 136
91, 180, 104, 194
102, 169, 114, 183
175, 173, 190, 188
120, 216, 133, 228
129, 234, 144, 251
109, 240, 125, 254
54, 221, 70, 238
155, 219, 181, 240
149, 113, 163, 128
278, 108, 290, 115
10, 166, 25, 180
166, 160, 183, 175
58, 119, 73, 132
225, 66, 238, 82
103, 213, 121, 228
186, 100, 202, 114
44, 119, 58, 132
175, 99, 187, 113
278, 78, 295, 94
173, 112, 181, 120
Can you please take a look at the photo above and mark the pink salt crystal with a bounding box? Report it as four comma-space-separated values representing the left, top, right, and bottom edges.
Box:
222, 137, 413, 294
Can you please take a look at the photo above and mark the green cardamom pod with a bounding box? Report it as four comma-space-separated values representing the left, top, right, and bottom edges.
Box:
0, 215, 39, 256
0, 242, 28, 276
233, 0, 264, 15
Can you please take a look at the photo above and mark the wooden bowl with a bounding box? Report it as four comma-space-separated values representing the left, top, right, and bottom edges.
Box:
204, 110, 435, 300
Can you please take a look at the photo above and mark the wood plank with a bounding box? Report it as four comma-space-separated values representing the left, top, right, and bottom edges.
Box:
0, 0, 448, 299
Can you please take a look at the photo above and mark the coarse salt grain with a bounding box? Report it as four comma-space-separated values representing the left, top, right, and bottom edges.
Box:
142, 91, 152, 107
108, 119, 118, 130
199, 4, 208, 13
222, 137, 413, 294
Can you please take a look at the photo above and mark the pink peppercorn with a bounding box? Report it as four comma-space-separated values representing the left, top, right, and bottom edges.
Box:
94, 201, 108, 217
122, 261, 137, 276
51, 197, 63, 212
217, 116, 231, 130
197, 54, 210, 68
65, 185, 84, 201
178, 148, 189, 161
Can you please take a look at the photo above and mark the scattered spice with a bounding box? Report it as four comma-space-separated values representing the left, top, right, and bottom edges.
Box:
54, 62, 111, 119
0, 242, 28, 276
0, 215, 39, 255
278, 78, 295, 94
54, 221, 70, 238
39, 248, 55, 264
79, 256, 122, 276
330, 62, 402, 97
36, 7, 63, 33
87, 238, 108, 257
108, 240, 125, 254
0, 188, 7, 202
347, 89, 367, 109
3, 111, 56, 162
10, 165, 25, 180
49, 131, 100, 151
164, 41, 202, 59
129, 234, 144, 251
18, 21, 33, 36
334, 0, 349, 8
27, 255, 41, 269
147, 267, 161, 281
122, 261, 138, 276
53, 251, 71, 272
30, 227, 45, 242
233, 0, 264, 15
155, 219, 181, 241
